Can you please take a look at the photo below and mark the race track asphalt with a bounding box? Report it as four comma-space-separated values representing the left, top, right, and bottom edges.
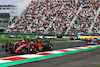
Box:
0, 41, 100, 67
0, 41, 86, 58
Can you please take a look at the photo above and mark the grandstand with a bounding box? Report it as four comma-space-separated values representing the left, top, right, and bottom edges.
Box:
6, 0, 100, 36
0, 5, 17, 33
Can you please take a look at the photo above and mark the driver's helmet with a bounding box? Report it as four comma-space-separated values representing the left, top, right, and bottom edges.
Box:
26, 39, 30, 43
94, 39, 97, 42
24, 38, 27, 41
21, 40, 25, 42
35, 39, 38, 42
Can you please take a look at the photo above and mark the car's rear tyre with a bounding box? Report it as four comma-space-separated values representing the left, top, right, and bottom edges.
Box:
2, 44, 4, 48
98, 41, 100, 44
45, 43, 53, 51
5, 42, 11, 52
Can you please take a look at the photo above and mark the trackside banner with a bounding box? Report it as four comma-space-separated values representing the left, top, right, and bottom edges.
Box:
44, 36, 57, 39
78, 36, 100, 39
0, 34, 42, 38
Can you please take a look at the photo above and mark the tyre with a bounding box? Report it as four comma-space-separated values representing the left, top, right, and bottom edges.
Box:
30, 45, 38, 54
45, 43, 53, 51
10, 44, 21, 54
15, 45, 19, 49
2, 44, 4, 48
10, 44, 18, 53
10, 45, 14, 54
5, 42, 11, 52
98, 41, 100, 44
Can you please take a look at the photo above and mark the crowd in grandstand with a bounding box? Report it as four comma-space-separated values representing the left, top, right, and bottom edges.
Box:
68, 0, 100, 35
6, 0, 100, 35
48, 0, 81, 35
92, 13, 100, 34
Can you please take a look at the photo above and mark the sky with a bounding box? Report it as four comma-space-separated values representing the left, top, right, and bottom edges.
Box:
0, 0, 32, 15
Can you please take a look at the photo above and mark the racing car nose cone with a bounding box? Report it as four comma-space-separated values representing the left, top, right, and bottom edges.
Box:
15, 50, 17, 53
15, 49, 19, 53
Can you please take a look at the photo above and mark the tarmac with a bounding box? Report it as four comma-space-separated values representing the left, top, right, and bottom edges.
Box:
0, 41, 100, 67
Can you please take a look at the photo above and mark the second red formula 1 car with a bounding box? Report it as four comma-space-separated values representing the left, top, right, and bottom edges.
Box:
2, 39, 53, 54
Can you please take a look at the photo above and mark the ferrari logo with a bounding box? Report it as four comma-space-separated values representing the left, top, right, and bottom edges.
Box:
20, 45, 23, 48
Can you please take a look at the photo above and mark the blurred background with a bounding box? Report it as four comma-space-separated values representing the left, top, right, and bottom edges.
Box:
0, 0, 99, 39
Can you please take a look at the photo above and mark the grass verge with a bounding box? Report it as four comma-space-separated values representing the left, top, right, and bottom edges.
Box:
0, 39, 20, 44
0, 38, 70, 44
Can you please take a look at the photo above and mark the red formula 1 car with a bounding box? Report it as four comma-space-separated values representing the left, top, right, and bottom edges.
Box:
2, 39, 53, 54
2, 39, 26, 52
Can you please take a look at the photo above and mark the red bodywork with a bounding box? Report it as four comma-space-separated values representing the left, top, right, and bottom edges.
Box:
15, 41, 44, 53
